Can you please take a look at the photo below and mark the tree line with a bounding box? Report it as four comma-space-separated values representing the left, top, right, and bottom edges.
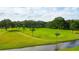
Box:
0, 17, 79, 30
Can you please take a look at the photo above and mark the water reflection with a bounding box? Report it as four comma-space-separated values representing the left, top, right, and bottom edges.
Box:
9, 40, 79, 51
58, 40, 79, 49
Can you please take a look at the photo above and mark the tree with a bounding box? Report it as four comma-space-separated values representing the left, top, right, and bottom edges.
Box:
1, 19, 12, 30
67, 20, 79, 32
30, 28, 36, 36
22, 24, 26, 32
35, 21, 46, 28
23, 20, 35, 28
54, 32, 61, 51
49, 17, 67, 29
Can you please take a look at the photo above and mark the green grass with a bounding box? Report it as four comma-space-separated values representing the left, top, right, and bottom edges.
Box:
23, 28, 79, 42
60, 46, 79, 51
0, 28, 78, 50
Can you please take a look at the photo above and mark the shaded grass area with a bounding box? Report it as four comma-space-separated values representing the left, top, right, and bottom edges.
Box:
0, 28, 78, 50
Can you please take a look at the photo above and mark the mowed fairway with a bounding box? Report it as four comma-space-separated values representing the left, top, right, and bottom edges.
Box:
23, 28, 79, 42
0, 28, 78, 50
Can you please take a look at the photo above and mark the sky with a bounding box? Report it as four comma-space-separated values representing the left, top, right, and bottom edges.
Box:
0, 7, 79, 21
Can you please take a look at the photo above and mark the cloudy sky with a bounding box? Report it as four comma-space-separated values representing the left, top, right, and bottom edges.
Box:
0, 7, 79, 21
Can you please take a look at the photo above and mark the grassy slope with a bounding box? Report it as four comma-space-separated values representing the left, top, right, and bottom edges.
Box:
0, 28, 78, 50
23, 28, 79, 42
0, 29, 50, 50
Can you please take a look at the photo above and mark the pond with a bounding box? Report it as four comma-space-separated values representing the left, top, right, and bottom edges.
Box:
8, 40, 79, 51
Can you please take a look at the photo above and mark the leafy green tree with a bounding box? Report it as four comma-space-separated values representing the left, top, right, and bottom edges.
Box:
1, 19, 12, 30
67, 20, 79, 32
54, 32, 60, 51
49, 17, 67, 29
36, 21, 46, 28
22, 24, 26, 32
30, 28, 36, 36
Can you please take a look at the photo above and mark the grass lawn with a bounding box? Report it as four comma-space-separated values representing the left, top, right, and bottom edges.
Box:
60, 46, 79, 51
0, 28, 78, 50
23, 28, 79, 43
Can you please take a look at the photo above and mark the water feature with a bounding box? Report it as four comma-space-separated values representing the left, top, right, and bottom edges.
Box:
56, 40, 79, 50
8, 40, 79, 51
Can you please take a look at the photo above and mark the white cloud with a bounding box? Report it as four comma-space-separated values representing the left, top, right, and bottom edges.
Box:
0, 7, 78, 21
